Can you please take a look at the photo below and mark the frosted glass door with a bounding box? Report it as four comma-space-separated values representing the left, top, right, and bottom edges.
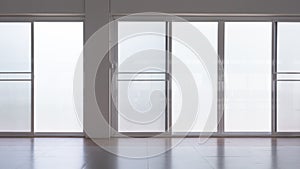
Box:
0, 23, 31, 132
172, 22, 218, 132
224, 22, 272, 132
277, 23, 300, 132
34, 22, 83, 132
117, 22, 166, 132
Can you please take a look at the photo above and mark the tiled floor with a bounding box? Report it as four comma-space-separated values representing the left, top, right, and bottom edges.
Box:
0, 138, 300, 169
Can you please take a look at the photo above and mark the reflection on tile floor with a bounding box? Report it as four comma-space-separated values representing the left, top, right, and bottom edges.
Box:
0, 138, 300, 169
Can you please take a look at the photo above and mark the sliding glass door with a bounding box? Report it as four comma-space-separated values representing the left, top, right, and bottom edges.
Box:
0, 23, 31, 132
34, 22, 83, 133
115, 21, 218, 134
277, 22, 300, 132
114, 19, 285, 136
224, 22, 272, 132
171, 22, 218, 132
116, 21, 167, 133
0, 21, 84, 135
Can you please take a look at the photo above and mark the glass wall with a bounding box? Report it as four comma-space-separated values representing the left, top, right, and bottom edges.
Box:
1, 19, 300, 136
116, 20, 300, 135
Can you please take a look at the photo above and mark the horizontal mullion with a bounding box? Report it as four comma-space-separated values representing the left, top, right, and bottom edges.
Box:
117, 72, 167, 74
0, 79, 31, 81
117, 79, 166, 81
34, 132, 84, 137
0, 72, 32, 74
277, 79, 300, 81
117, 72, 166, 81
275, 72, 300, 74
0, 132, 33, 137
0, 73, 32, 80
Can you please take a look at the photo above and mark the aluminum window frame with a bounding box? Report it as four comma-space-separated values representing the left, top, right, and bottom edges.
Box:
111, 14, 300, 137
0, 15, 85, 137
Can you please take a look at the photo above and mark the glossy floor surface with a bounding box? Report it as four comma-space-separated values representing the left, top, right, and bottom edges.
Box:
0, 138, 300, 169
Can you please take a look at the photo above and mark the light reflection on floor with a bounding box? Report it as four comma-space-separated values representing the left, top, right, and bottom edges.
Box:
0, 138, 299, 169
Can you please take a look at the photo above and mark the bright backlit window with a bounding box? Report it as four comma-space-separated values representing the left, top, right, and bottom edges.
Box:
224, 22, 272, 132
34, 22, 83, 132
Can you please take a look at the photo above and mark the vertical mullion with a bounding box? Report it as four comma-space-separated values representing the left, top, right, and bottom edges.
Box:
31, 21, 34, 136
165, 21, 168, 132
217, 21, 225, 134
83, 20, 87, 137
110, 20, 118, 135
272, 21, 278, 134
169, 22, 172, 133
166, 21, 172, 133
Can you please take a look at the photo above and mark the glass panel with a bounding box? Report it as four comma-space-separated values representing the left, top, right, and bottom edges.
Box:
118, 22, 166, 72
277, 81, 300, 132
278, 23, 300, 72
277, 74, 300, 80
0, 23, 31, 72
224, 22, 272, 132
118, 73, 166, 81
0, 74, 31, 80
172, 22, 218, 132
118, 81, 166, 132
0, 81, 31, 132
34, 22, 83, 132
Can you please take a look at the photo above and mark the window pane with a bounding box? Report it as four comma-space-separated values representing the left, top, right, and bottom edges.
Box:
118, 81, 166, 132
118, 22, 166, 72
277, 81, 300, 132
34, 22, 83, 132
0, 23, 31, 72
117, 21, 167, 132
0, 81, 31, 132
172, 22, 218, 132
278, 23, 300, 72
224, 22, 272, 132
